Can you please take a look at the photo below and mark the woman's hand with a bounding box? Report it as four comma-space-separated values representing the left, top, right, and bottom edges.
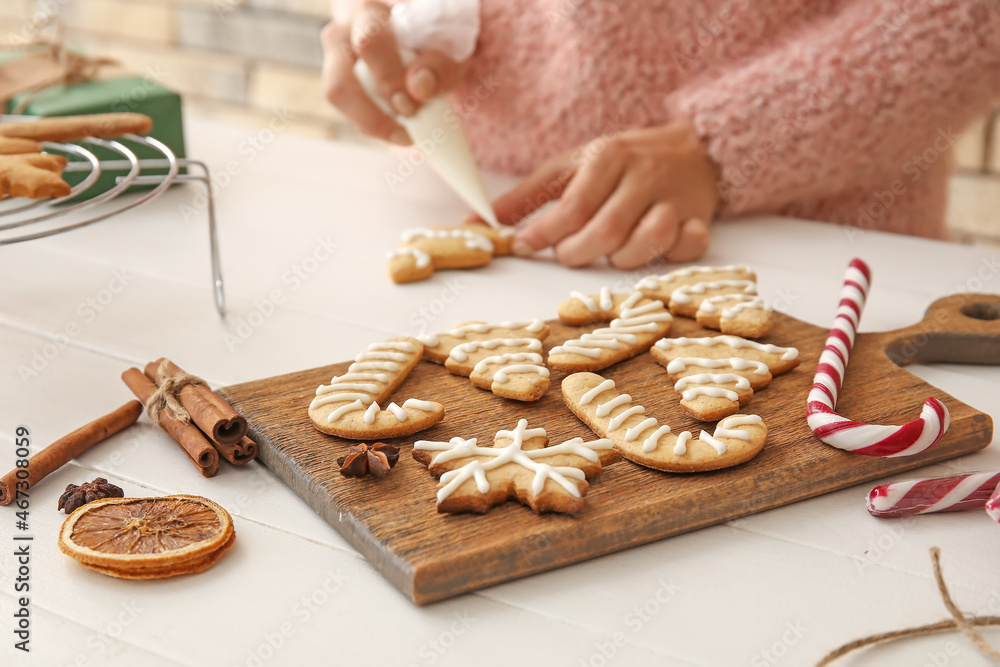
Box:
482, 121, 721, 269
321, 1, 468, 145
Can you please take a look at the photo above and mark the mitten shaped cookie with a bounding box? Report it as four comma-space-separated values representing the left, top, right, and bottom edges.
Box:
308, 337, 444, 439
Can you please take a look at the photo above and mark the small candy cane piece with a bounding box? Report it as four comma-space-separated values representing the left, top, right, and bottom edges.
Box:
985, 481, 1000, 524
867, 472, 1000, 517
806, 259, 950, 457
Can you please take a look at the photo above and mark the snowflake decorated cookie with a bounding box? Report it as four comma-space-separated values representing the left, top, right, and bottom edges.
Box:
413, 419, 617, 514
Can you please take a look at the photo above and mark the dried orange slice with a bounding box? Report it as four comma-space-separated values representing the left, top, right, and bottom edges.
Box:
58, 495, 235, 579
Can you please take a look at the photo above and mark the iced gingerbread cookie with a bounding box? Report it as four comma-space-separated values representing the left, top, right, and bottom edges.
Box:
412, 419, 617, 514
659, 356, 773, 422
562, 373, 767, 472
387, 224, 516, 284
652, 335, 800, 376
636, 265, 755, 303
308, 337, 444, 439
652, 336, 798, 421
445, 337, 550, 401
672, 373, 754, 422
636, 264, 775, 336
548, 290, 672, 373
418, 320, 550, 364
669, 279, 757, 318
695, 294, 772, 338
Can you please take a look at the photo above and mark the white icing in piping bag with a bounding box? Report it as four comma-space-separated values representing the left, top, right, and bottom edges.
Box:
353, 0, 500, 228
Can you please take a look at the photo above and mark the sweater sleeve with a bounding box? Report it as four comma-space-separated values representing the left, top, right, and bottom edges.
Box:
665, 0, 1000, 216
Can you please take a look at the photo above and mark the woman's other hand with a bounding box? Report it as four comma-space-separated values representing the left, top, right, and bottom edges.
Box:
481, 120, 720, 269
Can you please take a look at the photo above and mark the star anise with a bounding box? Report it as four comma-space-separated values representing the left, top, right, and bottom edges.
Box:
336, 443, 400, 478
58, 478, 124, 514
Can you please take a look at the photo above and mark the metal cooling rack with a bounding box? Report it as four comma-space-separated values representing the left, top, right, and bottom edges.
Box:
0, 120, 225, 315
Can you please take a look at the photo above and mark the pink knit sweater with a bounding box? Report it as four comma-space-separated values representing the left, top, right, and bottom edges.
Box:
450, 0, 1000, 238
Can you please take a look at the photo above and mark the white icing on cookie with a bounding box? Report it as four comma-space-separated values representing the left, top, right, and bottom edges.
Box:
328, 399, 365, 422
445, 320, 545, 337
608, 405, 645, 431
596, 394, 631, 417
642, 425, 672, 453
670, 280, 756, 305
386, 402, 408, 420
493, 365, 550, 383
472, 352, 544, 374
402, 398, 436, 411
401, 228, 494, 253
655, 336, 799, 361
569, 291, 599, 312
674, 431, 693, 455
714, 414, 762, 441
417, 333, 439, 347
699, 430, 728, 455
448, 338, 543, 363
635, 264, 753, 290
386, 247, 431, 268
665, 357, 770, 375
309, 338, 440, 431
415, 420, 613, 501
722, 298, 767, 320
625, 418, 658, 442
580, 379, 616, 405
674, 373, 751, 401
550, 291, 671, 359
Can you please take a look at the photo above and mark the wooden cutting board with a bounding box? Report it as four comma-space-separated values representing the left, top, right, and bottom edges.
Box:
217, 293, 999, 605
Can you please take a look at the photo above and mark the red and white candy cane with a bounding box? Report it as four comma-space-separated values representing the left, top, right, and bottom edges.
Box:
867, 471, 1000, 517
986, 482, 1000, 523
806, 258, 950, 457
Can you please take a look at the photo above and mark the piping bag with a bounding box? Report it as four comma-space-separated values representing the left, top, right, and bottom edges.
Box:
353, 0, 500, 228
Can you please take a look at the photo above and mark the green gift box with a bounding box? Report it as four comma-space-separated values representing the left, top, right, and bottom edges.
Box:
7, 75, 187, 201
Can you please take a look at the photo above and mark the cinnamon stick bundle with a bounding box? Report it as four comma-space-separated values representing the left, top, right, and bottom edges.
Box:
143, 359, 248, 444
0, 401, 142, 505
142, 359, 255, 465
122, 368, 219, 478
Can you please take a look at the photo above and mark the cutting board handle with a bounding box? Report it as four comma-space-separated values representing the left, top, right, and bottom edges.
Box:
885, 293, 1000, 366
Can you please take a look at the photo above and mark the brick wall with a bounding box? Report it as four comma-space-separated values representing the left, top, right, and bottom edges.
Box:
2, 1, 998, 243
2, 0, 351, 139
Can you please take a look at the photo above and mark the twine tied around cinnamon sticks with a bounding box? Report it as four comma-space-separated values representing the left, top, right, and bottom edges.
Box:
122, 359, 257, 477
145, 360, 206, 427
818, 548, 1000, 666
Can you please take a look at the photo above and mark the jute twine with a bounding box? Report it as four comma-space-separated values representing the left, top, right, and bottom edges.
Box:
818, 548, 1000, 666
144, 360, 207, 427
0, 18, 116, 113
